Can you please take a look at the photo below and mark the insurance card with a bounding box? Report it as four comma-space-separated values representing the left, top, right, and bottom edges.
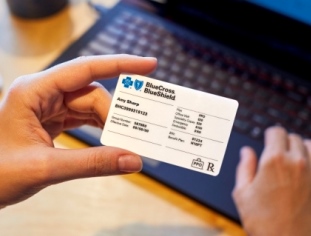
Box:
101, 74, 238, 176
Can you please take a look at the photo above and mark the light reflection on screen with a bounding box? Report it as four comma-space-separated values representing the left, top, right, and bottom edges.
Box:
248, 0, 311, 25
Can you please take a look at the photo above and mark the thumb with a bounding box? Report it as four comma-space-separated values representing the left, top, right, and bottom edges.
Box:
44, 146, 142, 184
234, 146, 258, 190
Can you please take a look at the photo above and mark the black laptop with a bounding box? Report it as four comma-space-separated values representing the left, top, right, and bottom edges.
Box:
48, 0, 311, 224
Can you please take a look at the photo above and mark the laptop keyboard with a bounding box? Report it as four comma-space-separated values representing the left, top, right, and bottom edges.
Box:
78, 9, 311, 141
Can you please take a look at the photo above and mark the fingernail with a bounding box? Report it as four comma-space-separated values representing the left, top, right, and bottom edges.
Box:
240, 146, 250, 158
144, 56, 157, 61
118, 155, 143, 173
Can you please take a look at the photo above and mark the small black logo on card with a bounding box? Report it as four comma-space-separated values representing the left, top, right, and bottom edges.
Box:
191, 158, 204, 170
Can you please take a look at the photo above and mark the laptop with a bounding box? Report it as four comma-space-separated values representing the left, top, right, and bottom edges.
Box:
47, 0, 311, 224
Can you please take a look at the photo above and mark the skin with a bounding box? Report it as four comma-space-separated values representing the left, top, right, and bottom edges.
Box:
233, 126, 311, 236
0, 54, 157, 208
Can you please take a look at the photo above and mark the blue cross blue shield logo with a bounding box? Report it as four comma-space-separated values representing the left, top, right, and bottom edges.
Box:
134, 79, 144, 91
122, 77, 133, 88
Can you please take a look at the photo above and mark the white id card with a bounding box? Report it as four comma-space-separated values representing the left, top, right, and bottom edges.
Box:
101, 74, 239, 176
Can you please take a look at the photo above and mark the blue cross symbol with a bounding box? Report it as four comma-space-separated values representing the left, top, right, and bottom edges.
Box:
122, 77, 133, 88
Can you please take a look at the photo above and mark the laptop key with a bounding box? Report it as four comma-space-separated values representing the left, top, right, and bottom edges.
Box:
237, 107, 251, 118
298, 109, 311, 121
267, 108, 290, 123
250, 126, 264, 139
286, 91, 304, 103
252, 114, 271, 127
233, 119, 251, 133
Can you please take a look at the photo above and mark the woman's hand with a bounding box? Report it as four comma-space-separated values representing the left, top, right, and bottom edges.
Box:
0, 54, 157, 207
233, 126, 311, 236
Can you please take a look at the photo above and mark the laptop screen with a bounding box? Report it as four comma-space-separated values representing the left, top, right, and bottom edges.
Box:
161, 0, 311, 81
249, 0, 311, 26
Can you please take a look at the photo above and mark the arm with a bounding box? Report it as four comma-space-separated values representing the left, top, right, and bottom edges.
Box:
0, 54, 157, 207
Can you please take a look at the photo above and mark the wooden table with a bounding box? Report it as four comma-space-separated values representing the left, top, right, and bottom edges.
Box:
0, 1, 246, 235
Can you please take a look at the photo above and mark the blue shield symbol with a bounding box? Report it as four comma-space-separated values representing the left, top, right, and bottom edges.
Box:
134, 79, 144, 91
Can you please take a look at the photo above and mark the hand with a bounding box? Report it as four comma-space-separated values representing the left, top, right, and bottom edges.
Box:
233, 126, 311, 236
0, 54, 157, 208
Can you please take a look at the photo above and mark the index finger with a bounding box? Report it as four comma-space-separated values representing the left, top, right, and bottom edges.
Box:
37, 54, 157, 92
261, 126, 288, 162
